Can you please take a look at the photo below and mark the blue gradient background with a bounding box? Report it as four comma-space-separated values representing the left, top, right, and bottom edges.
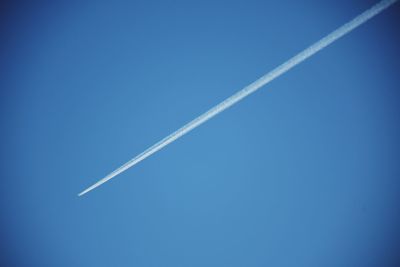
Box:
1, 0, 399, 266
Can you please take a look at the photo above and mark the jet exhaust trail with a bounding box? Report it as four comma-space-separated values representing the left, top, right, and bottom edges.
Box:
78, 0, 398, 196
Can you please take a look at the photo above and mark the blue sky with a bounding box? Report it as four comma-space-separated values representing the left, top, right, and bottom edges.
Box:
1, 1, 400, 266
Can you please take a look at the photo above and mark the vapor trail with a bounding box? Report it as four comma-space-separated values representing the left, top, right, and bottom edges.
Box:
78, 0, 397, 196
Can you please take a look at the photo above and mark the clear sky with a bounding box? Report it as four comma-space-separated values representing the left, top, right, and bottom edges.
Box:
1, 0, 399, 266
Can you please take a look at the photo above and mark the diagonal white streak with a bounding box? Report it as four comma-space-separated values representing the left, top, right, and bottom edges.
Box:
78, 0, 398, 196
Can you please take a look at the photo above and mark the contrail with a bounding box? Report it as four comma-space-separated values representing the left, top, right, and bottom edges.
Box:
78, 0, 397, 196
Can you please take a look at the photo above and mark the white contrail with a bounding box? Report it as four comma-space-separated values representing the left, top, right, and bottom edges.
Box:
78, 0, 397, 196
